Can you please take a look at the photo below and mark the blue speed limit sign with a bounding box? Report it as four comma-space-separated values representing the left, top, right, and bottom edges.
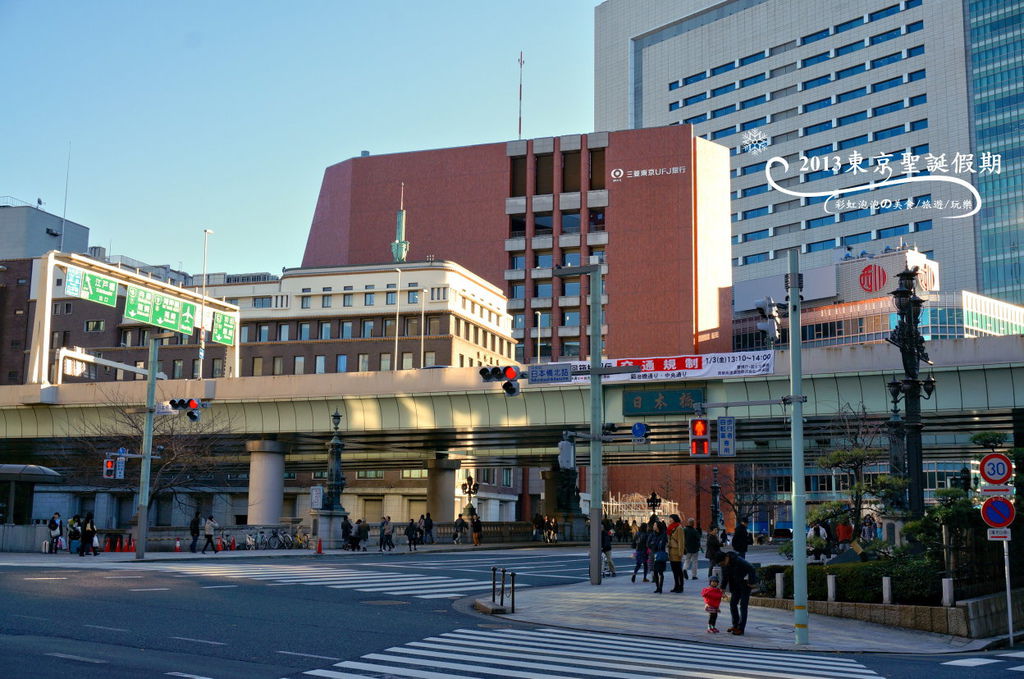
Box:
981, 453, 1013, 485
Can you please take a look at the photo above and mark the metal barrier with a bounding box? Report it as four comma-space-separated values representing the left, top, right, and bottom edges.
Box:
491, 566, 517, 612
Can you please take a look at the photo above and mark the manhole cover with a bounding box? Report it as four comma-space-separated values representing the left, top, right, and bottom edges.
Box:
362, 600, 410, 606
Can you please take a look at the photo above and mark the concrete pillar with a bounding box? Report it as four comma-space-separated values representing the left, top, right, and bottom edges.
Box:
882, 576, 892, 605
776, 572, 786, 600
426, 458, 461, 521
942, 578, 954, 607
93, 492, 116, 529
827, 573, 837, 602
246, 440, 285, 526
541, 469, 559, 516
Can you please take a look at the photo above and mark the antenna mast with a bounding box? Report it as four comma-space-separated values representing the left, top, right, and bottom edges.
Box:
518, 51, 525, 140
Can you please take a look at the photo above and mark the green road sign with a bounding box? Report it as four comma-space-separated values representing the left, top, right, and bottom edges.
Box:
124, 285, 196, 335
623, 388, 705, 416
211, 312, 236, 346
64, 266, 118, 307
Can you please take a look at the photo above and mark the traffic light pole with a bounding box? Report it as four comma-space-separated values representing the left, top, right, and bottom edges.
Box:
788, 250, 809, 645
134, 335, 159, 560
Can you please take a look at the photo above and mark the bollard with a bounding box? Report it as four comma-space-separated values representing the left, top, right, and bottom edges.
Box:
776, 572, 785, 600
491, 566, 497, 602
511, 571, 516, 613
942, 577, 954, 607
882, 576, 892, 605
827, 574, 837, 602
500, 568, 507, 607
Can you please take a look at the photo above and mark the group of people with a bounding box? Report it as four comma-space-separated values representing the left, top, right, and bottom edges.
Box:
336, 513, 482, 551
531, 514, 560, 543
188, 511, 220, 554
626, 513, 759, 635
45, 511, 100, 557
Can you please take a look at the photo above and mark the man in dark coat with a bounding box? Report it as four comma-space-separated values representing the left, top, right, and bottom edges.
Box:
714, 550, 758, 635
189, 511, 202, 553
732, 519, 751, 559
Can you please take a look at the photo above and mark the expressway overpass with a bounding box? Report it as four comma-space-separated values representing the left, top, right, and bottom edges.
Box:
1, 336, 1021, 471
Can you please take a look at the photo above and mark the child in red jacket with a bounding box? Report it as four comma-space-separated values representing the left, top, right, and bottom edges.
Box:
702, 575, 725, 633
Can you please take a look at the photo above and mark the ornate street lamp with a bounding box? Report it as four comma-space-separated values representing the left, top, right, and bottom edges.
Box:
325, 409, 346, 511
461, 474, 479, 517
710, 466, 722, 531
646, 491, 661, 515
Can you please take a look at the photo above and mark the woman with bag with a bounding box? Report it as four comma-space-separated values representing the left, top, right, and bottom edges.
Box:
67, 514, 81, 554
79, 513, 98, 557
648, 521, 669, 593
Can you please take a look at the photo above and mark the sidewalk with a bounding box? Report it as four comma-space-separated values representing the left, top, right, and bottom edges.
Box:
499, 547, 997, 655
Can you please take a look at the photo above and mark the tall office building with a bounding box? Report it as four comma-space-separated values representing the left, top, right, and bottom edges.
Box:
596, 0, 1024, 305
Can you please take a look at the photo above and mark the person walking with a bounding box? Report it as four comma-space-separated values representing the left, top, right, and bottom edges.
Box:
631, 523, 650, 583
454, 513, 467, 544
683, 518, 702, 581
384, 516, 396, 551
733, 519, 751, 559
705, 526, 723, 579
342, 516, 353, 549
714, 550, 758, 635
600, 528, 617, 576
666, 514, 685, 593
79, 512, 98, 557
189, 511, 202, 554
405, 519, 419, 551
423, 513, 434, 544
201, 515, 218, 554
702, 575, 725, 634
47, 512, 63, 555
471, 515, 483, 546
357, 518, 369, 551
648, 521, 669, 593
378, 517, 388, 552
67, 514, 81, 554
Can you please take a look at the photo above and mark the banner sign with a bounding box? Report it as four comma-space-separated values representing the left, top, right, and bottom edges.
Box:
64, 266, 118, 307
623, 389, 704, 415
124, 285, 197, 336
568, 351, 774, 383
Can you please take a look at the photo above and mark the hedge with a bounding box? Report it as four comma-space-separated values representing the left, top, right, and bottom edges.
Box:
755, 557, 941, 605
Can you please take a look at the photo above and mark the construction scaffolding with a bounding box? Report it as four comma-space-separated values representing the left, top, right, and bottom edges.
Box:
602, 493, 680, 524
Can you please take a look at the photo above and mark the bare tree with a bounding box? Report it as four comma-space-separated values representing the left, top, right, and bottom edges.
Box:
687, 464, 772, 528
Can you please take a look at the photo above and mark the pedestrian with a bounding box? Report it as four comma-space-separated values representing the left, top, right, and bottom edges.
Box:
704, 526, 722, 579
471, 514, 483, 546
423, 512, 434, 544
666, 514, 685, 593
532, 513, 544, 541
683, 517, 702, 580
47, 512, 63, 555
702, 575, 725, 634
835, 519, 853, 552
189, 510, 202, 554
349, 519, 363, 551
378, 517, 388, 551
357, 518, 369, 551
67, 514, 81, 554
713, 550, 758, 635
454, 513, 467, 544
733, 519, 751, 559
600, 528, 617, 576
201, 515, 218, 554
384, 516, 396, 551
631, 523, 650, 583
405, 519, 418, 551
342, 516, 353, 549
648, 521, 669, 594
79, 512, 98, 557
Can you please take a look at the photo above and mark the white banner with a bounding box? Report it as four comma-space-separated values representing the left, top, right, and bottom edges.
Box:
566, 351, 774, 383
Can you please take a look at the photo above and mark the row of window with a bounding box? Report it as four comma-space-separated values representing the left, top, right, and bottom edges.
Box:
510, 148, 605, 197
668, 1, 920, 92
509, 210, 605, 238
736, 220, 933, 265
241, 316, 445, 343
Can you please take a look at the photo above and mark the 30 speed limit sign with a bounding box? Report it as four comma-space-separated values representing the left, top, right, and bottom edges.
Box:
981, 453, 1014, 486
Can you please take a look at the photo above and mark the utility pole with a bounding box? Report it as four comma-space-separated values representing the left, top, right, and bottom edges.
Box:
788, 250, 809, 645
135, 332, 173, 559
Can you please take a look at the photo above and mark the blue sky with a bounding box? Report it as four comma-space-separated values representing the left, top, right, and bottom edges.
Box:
0, 1, 596, 275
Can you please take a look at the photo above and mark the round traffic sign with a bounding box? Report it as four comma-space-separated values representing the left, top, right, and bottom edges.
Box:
981, 496, 1016, 529
980, 453, 1014, 485
631, 422, 650, 439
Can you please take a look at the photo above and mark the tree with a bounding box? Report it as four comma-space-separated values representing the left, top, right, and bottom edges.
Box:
687, 464, 772, 529
52, 386, 234, 522
970, 431, 1008, 454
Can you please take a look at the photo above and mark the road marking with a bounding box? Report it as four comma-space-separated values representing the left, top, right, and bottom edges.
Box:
130, 587, 170, 591
24, 576, 67, 580
166, 673, 216, 679
104, 575, 143, 579
1003, 652, 1024, 658
277, 650, 342, 661
45, 653, 107, 664
170, 636, 227, 646
200, 584, 238, 589
941, 658, 1002, 666
84, 624, 129, 632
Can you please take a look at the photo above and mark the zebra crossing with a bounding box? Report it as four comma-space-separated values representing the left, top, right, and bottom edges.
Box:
288, 626, 885, 679
111, 562, 521, 600
941, 651, 1024, 671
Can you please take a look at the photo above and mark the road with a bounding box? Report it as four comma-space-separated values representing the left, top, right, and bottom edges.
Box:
0, 546, 1017, 678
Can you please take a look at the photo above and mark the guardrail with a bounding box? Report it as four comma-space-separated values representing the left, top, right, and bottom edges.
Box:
491, 566, 517, 613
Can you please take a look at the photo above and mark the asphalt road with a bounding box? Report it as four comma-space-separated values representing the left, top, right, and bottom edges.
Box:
0, 546, 1018, 679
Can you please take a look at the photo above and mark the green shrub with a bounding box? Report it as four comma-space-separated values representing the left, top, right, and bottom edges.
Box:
755, 556, 941, 605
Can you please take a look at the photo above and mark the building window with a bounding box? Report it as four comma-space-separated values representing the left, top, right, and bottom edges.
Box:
253, 296, 272, 308
535, 252, 553, 268
357, 470, 384, 479
801, 28, 830, 45
835, 17, 863, 33
502, 468, 513, 487
807, 215, 836, 229
380, 353, 392, 371
842, 232, 872, 246
401, 352, 413, 370
294, 356, 305, 375
869, 5, 899, 21
740, 73, 766, 87
343, 293, 353, 307
743, 206, 770, 220
535, 282, 553, 298
357, 353, 369, 371
401, 469, 428, 479
509, 215, 526, 238
321, 295, 332, 308
801, 52, 830, 68
874, 124, 905, 141
361, 320, 374, 337
252, 356, 263, 376
364, 293, 375, 306
561, 210, 581, 234
300, 296, 311, 309
534, 212, 553, 236
386, 291, 397, 305
837, 87, 867, 103
562, 279, 581, 296
838, 111, 867, 126
84, 320, 104, 332
172, 359, 184, 379
335, 354, 347, 372
684, 71, 706, 85
871, 52, 901, 69
803, 75, 831, 90
211, 358, 224, 378
319, 321, 331, 340
511, 284, 525, 299
276, 324, 289, 342
712, 104, 736, 118
807, 239, 835, 253
314, 355, 326, 374
272, 356, 284, 375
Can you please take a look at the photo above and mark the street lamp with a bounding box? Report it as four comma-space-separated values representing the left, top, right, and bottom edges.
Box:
198, 228, 213, 380
646, 491, 661, 516
461, 474, 479, 517
711, 466, 722, 531
324, 409, 347, 511
886, 265, 936, 519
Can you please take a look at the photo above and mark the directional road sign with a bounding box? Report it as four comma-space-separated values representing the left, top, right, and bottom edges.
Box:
527, 362, 573, 385
114, 456, 126, 480
211, 311, 237, 346
64, 266, 119, 307
981, 496, 1016, 529
981, 453, 1014, 485
124, 285, 197, 335
631, 422, 650, 444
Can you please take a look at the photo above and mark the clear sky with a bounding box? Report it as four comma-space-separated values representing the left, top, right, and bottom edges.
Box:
1, 1, 596, 276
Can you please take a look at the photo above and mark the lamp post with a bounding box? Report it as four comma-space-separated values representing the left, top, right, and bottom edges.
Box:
325, 410, 347, 511
461, 474, 479, 517
646, 491, 661, 517
198, 228, 213, 379
886, 266, 936, 519
136, 331, 174, 560
711, 466, 722, 531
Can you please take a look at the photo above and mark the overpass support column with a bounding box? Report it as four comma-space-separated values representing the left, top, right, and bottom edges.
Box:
541, 468, 559, 516
426, 457, 461, 522
246, 440, 285, 525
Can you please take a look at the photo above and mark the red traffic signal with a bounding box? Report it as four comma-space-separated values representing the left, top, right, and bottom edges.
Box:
480, 365, 521, 396
102, 458, 116, 479
689, 417, 710, 457
169, 398, 205, 421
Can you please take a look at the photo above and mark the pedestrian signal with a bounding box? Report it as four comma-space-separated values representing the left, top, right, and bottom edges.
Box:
689, 417, 710, 456
102, 457, 116, 479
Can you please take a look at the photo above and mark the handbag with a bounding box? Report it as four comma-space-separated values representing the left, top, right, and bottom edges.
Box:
654, 550, 668, 563
92, 535, 100, 548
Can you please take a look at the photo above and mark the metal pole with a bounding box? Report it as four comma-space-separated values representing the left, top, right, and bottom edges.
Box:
135, 336, 159, 560
1005, 540, 1015, 646
419, 288, 426, 368
199, 228, 213, 379
535, 310, 541, 364
394, 268, 401, 370
788, 249, 809, 645
588, 266, 604, 585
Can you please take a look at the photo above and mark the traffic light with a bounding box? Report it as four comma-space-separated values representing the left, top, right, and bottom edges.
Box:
479, 366, 521, 396
557, 436, 576, 469
102, 457, 116, 479
755, 296, 781, 344
689, 417, 710, 456
169, 398, 205, 421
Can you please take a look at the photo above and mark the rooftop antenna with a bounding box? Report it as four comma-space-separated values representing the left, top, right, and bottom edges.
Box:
391, 182, 410, 263
59, 141, 71, 252
517, 51, 525, 140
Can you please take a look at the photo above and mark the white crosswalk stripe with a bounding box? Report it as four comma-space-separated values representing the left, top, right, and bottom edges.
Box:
92, 562, 525, 599
288, 627, 884, 679
941, 656, 1024, 671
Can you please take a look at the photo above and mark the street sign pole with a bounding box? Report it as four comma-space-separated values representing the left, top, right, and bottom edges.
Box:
135, 336, 159, 560
1005, 539, 1014, 647
789, 249, 809, 646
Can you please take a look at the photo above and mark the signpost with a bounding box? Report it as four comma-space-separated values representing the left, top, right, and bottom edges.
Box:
979, 456, 1016, 647
211, 311, 237, 346
631, 422, 650, 444
981, 453, 1014, 486
717, 416, 736, 456
64, 266, 119, 307
125, 285, 197, 335
981, 496, 1016, 529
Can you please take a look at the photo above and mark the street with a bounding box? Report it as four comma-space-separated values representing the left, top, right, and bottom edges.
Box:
0, 546, 1017, 678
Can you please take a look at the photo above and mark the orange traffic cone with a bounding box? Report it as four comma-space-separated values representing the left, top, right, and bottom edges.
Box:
104, 537, 111, 552
230, 536, 236, 551
129, 537, 135, 552
174, 538, 181, 552
216, 535, 223, 552
117, 537, 124, 552
316, 538, 323, 554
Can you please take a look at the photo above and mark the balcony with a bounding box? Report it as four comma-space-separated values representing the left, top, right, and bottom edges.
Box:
505, 237, 526, 251
504, 269, 525, 281
531, 267, 552, 279
532, 235, 554, 250
558, 295, 580, 307
587, 231, 609, 246
530, 297, 553, 309
559, 233, 581, 248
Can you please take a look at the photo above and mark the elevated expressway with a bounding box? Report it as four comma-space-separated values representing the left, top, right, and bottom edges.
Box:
0, 336, 1021, 472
